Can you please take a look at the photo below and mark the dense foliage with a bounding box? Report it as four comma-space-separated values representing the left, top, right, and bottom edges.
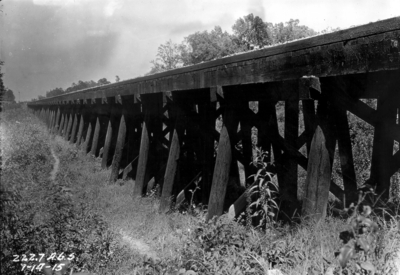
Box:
43, 78, 112, 99
149, 14, 319, 74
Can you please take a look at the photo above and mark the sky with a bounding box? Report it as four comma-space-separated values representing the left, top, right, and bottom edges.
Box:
1, 0, 399, 101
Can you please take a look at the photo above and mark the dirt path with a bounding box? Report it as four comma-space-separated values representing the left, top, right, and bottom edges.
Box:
119, 230, 159, 260
48, 138, 159, 261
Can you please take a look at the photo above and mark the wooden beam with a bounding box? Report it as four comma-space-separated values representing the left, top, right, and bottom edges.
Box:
58, 113, 65, 136
82, 114, 94, 153
335, 107, 358, 205
160, 98, 188, 212
389, 151, 400, 176
302, 126, 331, 222
207, 87, 245, 220
370, 91, 398, 199
76, 114, 85, 147
281, 91, 300, 214
197, 99, 217, 205
109, 114, 127, 182
69, 113, 79, 144
64, 113, 73, 141
133, 93, 163, 197
122, 156, 139, 180
90, 117, 101, 156
240, 101, 255, 185
53, 108, 61, 135
302, 100, 316, 156
101, 116, 114, 169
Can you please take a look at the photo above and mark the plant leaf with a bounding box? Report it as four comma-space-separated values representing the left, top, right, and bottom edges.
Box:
360, 261, 375, 274
338, 240, 355, 268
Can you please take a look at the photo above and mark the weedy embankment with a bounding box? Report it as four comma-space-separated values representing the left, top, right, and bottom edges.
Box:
1, 107, 399, 275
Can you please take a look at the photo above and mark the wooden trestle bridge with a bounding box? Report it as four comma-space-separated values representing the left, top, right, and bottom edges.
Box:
28, 17, 400, 221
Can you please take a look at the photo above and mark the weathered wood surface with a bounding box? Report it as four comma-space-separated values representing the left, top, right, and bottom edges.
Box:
159, 104, 187, 212
76, 114, 85, 147
109, 114, 127, 182
64, 114, 73, 140
302, 126, 331, 221
207, 88, 245, 220
70, 114, 79, 144
90, 117, 101, 156
101, 117, 114, 168
370, 89, 398, 199
29, 17, 400, 106
133, 93, 163, 197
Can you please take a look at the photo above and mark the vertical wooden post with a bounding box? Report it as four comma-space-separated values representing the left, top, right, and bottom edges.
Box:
259, 99, 283, 172
160, 94, 188, 212
69, 113, 79, 144
335, 107, 358, 204
76, 114, 85, 147
302, 100, 316, 155
120, 102, 142, 180
90, 116, 101, 156
302, 78, 337, 221
109, 113, 127, 182
49, 110, 54, 131
281, 89, 299, 215
101, 115, 114, 168
46, 109, 51, 127
134, 93, 163, 197
45, 109, 50, 126
64, 113, 73, 140
51, 109, 57, 133
48, 109, 53, 127
198, 98, 216, 205
53, 108, 61, 135
207, 87, 244, 220
41, 108, 45, 121
83, 113, 94, 153
302, 126, 331, 221
241, 107, 255, 184
370, 93, 397, 199
42, 108, 46, 122
58, 113, 65, 135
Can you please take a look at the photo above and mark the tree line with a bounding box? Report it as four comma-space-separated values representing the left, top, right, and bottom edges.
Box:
35, 78, 113, 100
0, 61, 16, 103
148, 14, 337, 74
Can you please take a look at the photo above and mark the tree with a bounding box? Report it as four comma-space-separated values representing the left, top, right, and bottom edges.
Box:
149, 40, 184, 74
46, 87, 64, 98
97, 78, 111, 86
181, 26, 240, 66
270, 19, 317, 44
115, 76, 120, 82
1, 88, 16, 102
65, 80, 99, 93
232, 14, 272, 50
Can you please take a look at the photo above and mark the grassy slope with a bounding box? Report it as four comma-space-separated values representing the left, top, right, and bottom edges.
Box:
1, 107, 399, 275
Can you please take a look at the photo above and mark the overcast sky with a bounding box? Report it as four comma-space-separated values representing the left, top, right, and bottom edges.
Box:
1, 0, 399, 101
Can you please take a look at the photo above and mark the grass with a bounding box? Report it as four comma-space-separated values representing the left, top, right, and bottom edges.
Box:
1, 107, 399, 274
